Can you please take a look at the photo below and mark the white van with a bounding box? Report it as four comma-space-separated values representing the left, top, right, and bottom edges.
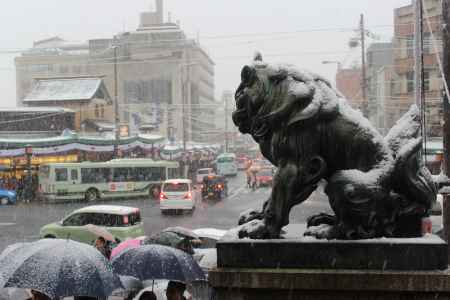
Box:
160, 179, 195, 214
196, 168, 215, 184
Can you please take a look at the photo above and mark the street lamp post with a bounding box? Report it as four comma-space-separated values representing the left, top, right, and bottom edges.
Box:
112, 44, 120, 159
24, 144, 33, 202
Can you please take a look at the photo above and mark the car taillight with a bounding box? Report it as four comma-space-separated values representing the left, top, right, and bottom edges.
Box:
184, 192, 192, 199
160, 192, 167, 200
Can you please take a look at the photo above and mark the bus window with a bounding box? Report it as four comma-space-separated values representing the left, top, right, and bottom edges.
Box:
70, 169, 78, 181
81, 168, 110, 183
55, 168, 68, 182
113, 168, 134, 182
168, 168, 179, 179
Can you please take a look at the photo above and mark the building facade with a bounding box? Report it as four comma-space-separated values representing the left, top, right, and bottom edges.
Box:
15, 0, 215, 142
336, 67, 364, 111
366, 42, 394, 132
392, 0, 443, 137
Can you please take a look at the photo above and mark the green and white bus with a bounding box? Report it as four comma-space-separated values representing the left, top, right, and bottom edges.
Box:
216, 153, 238, 176
38, 159, 179, 202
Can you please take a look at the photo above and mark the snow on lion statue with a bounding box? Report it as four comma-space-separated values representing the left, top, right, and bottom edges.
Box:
233, 53, 437, 240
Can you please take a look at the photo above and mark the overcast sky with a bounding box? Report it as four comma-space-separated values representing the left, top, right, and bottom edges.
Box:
0, 0, 411, 107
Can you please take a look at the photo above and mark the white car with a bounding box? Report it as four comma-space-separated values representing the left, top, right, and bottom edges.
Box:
196, 168, 215, 183
160, 179, 195, 214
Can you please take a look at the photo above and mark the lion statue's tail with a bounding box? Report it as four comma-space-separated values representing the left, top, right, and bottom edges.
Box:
384, 105, 436, 217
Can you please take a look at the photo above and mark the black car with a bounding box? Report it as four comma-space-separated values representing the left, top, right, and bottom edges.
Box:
201, 175, 228, 200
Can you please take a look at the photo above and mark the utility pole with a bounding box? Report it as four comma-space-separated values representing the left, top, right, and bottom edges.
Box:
360, 14, 368, 117
441, 0, 450, 247
414, 0, 425, 117
181, 63, 188, 152
113, 45, 120, 158
224, 93, 229, 153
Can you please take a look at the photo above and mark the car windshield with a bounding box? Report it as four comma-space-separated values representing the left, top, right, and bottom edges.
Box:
163, 182, 189, 192
198, 169, 211, 174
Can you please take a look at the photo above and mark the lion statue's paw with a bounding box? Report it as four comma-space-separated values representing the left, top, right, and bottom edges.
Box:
238, 209, 264, 225
306, 213, 336, 227
238, 219, 271, 239
304, 224, 338, 239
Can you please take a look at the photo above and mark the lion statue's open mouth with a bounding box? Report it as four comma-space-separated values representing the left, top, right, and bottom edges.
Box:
234, 53, 436, 240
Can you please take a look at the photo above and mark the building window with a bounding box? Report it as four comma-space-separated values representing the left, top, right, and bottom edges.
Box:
100, 104, 105, 118
29, 64, 53, 72
124, 79, 172, 104
424, 71, 430, 91
95, 104, 99, 118
60, 65, 69, 73
73, 65, 82, 74
423, 32, 432, 55
406, 72, 414, 93
406, 37, 414, 58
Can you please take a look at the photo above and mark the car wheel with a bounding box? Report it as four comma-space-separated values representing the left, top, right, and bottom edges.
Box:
0, 197, 9, 205
85, 188, 99, 202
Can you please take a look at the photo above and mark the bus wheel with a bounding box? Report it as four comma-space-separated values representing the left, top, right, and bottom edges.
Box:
85, 188, 99, 202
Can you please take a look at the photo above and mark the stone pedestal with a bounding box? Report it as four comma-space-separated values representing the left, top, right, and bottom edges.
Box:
209, 268, 450, 300
217, 235, 448, 271
211, 232, 449, 299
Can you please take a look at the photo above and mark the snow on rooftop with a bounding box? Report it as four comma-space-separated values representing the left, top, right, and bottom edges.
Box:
23, 78, 103, 102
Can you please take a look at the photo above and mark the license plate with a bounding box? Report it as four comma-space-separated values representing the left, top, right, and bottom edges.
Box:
208, 193, 214, 196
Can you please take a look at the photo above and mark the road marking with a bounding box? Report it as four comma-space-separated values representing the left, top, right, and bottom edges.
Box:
228, 185, 247, 199
228, 186, 271, 199
0, 222, 16, 226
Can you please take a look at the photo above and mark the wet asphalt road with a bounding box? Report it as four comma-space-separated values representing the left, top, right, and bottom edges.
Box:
0, 171, 332, 251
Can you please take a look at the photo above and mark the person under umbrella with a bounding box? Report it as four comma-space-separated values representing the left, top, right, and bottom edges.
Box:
0, 239, 122, 299
94, 236, 111, 259
138, 291, 157, 300
166, 281, 187, 300
30, 290, 51, 300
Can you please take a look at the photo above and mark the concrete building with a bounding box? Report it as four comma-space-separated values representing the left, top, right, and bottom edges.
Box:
336, 67, 364, 111
15, 0, 215, 142
366, 42, 394, 132
392, 0, 443, 137
374, 66, 395, 134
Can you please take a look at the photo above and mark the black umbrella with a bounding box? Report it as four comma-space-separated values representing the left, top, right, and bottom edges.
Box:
0, 239, 122, 299
111, 244, 206, 283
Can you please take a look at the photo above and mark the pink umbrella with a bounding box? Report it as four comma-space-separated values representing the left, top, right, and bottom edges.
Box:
111, 236, 146, 258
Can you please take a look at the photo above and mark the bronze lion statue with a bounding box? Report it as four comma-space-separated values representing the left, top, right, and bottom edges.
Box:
233, 53, 436, 240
